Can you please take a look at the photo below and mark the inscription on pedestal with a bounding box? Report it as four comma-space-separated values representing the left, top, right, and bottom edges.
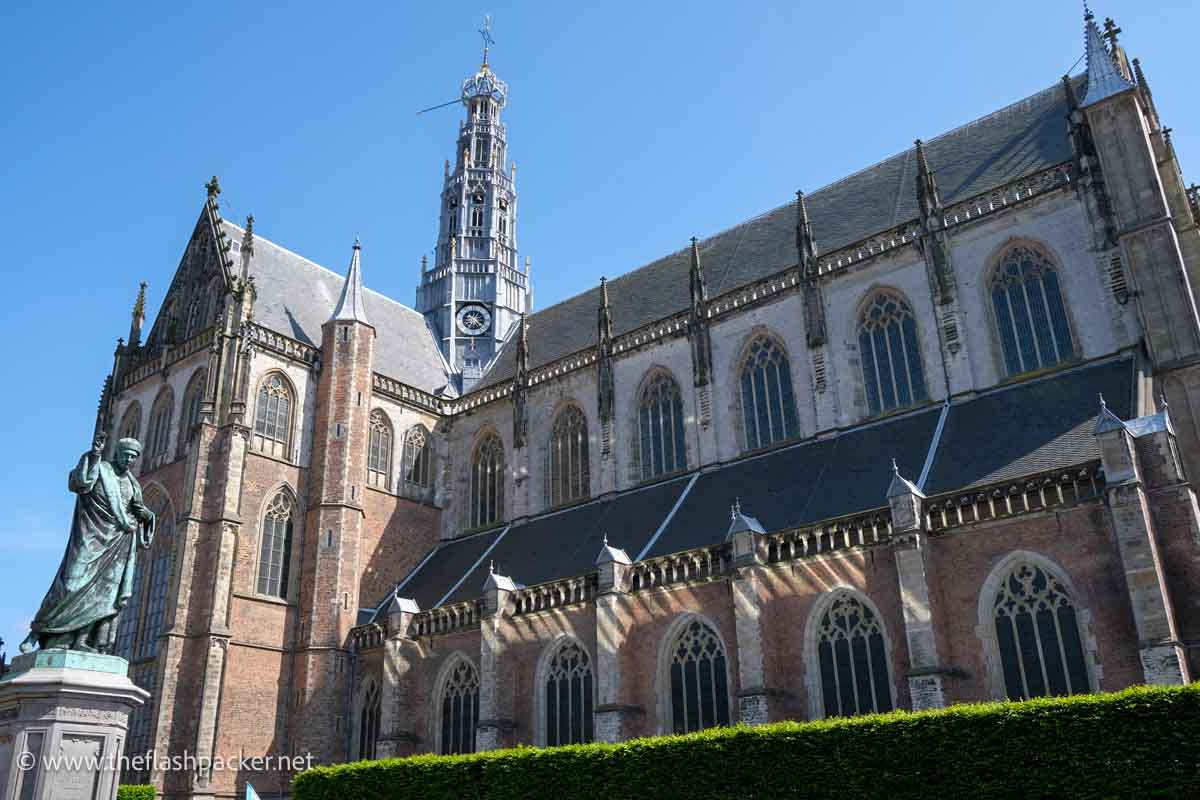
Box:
54, 735, 105, 800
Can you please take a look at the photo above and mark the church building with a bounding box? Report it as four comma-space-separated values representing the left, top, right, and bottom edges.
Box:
90, 10, 1200, 799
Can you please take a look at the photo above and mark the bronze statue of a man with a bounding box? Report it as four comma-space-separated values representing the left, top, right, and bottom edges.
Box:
19, 434, 155, 655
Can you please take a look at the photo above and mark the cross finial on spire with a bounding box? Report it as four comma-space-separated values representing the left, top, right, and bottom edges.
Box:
479, 15, 495, 66
602, 533, 608, 547
892, 457, 899, 475
1161, 392, 1170, 411
1102, 16, 1121, 46
1099, 393, 1107, 409
730, 498, 742, 521
489, 559, 495, 575
205, 175, 221, 199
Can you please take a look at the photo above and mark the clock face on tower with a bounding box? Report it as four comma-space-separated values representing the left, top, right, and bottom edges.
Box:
456, 304, 492, 336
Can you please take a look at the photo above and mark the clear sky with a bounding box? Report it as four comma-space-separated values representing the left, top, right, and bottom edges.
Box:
0, 1, 1195, 657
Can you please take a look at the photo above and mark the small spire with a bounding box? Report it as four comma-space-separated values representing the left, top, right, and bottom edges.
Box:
1081, 10, 1135, 107
242, 214, 255, 255
128, 282, 147, 347
914, 139, 943, 221
205, 175, 221, 200
796, 190, 818, 274
421, 254, 428, 274
489, 559, 495, 575
602, 533, 608, 547
1160, 391, 1169, 411
515, 313, 529, 381
892, 457, 899, 475
330, 237, 370, 324
689, 237, 708, 316
598, 277, 613, 342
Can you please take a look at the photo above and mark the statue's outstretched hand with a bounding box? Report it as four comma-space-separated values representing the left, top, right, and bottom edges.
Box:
91, 432, 106, 457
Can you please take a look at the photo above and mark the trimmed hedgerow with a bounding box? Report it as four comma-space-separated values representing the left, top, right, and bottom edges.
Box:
293, 685, 1200, 800
116, 786, 156, 800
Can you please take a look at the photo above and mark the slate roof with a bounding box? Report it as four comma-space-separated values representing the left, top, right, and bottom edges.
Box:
222, 221, 451, 395
370, 355, 1134, 618
475, 76, 1083, 390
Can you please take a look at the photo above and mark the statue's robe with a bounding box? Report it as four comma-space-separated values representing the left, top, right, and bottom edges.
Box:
30, 453, 148, 640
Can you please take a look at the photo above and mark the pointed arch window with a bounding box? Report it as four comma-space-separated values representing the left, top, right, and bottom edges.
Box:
118, 402, 142, 444
402, 425, 433, 489
992, 561, 1090, 700
439, 659, 480, 755
543, 640, 594, 746
990, 244, 1074, 376
740, 335, 799, 450
858, 292, 927, 416
358, 682, 381, 761
367, 410, 393, 489
136, 490, 175, 660
667, 619, 730, 735
180, 369, 207, 453
254, 373, 293, 458
469, 434, 504, 529
147, 389, 174, 466
257, 491, 295, 599
638, 372, 687, 480
123, 663, 158, 770
814, 592, 894, 718
547, 405, 590, 507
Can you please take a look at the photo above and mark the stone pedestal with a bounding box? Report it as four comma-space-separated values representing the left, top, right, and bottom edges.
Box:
0, 650, 148, 800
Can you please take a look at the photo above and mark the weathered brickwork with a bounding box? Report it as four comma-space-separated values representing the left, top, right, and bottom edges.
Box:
77, 12, 1200, 797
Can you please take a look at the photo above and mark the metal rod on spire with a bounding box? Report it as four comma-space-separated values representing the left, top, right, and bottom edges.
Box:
479, 15, 495, 66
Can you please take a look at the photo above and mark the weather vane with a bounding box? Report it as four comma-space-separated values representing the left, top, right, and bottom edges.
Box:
479, 15, 495, 66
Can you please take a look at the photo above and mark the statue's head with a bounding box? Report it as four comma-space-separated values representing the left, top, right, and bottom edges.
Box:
113, 438, 142, 472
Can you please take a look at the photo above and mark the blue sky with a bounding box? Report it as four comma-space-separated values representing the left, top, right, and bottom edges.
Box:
0, 1, 1194, 656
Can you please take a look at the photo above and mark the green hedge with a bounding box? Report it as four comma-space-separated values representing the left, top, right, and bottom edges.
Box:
293, 685, 1200, 800
116, 786, 155, 800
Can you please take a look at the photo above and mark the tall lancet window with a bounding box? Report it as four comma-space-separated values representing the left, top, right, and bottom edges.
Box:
739, 335, 799, 450
147, 388, 174, 466
439, 658, 480, 755
135, 488, 175, 660
402, 425, 432, 490
253, 373, 293, 459
638, 371, 687, 480
358, 682, 381, 761
990, 244, 1074, 376
992, 560, 1090, 700
179, 369, 207, 455
470, 434, 504, 529
814, 592, 894, 718
542, 640, 594, 747
257, 491, 295, 599
118, 402, 142, 443
546, 405, 590, 507
858, 291, 927, 416
667, 619, 730, 735
367, 410, 393, 489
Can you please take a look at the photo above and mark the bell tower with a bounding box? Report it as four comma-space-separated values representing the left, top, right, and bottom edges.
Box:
417, 21, 529, 393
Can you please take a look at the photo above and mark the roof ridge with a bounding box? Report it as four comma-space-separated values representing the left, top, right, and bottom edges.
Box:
221, 220, 426, 319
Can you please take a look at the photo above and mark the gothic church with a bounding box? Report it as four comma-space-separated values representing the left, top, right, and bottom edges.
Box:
88, 11, 1200, 799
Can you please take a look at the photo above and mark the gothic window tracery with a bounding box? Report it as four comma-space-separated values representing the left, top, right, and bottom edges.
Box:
546, 405, 590, 507
469, 433, 504, 528
543, 640, 594, 746
739, 335, 799, 450
257, 491, 295, 599
118, 402, 142, 444
814, 592, 894, 718
638, 372, 687, 480
439, 658, 479, 755
990, 244, 1074, 376
253, 373, 293, 459
180, 369, 207, 451
667, 619, 730, 734
147, 389, 174, 466
402, 425, 433, 490
135, 489, 174, 660
367, 410, 393, 489
358, 682, 381, 761
858, 291, 927, 416
991, 561, 1089, 700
